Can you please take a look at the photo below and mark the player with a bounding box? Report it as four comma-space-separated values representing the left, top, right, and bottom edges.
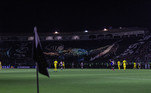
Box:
138, 62, 141, 69
80, 62, 84, 69
63, 62, 65, 69
54, 60, 58, 72
123, 60, 126, 70
117, 61, 121, 70
110, 59, 115, 71
0, 61, 2, 70
133, 62, 136, 69
59, 61, 63, 70
106, 63, 109, 69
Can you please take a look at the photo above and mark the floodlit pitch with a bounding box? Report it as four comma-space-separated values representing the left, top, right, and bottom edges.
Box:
0, 69, 151, 93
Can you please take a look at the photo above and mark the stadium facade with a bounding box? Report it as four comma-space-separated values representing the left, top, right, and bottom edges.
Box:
0, 27, 148, 41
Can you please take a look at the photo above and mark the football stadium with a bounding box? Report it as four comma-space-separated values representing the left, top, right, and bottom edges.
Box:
0, 27, 151, 93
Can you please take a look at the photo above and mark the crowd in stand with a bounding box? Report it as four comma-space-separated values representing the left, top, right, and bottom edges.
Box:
1, 34, 151, 69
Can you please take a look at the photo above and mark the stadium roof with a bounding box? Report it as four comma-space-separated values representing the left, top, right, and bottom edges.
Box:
0, 27, 148, 36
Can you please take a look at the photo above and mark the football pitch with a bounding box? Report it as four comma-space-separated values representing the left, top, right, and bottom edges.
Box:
1, 69, 151, 93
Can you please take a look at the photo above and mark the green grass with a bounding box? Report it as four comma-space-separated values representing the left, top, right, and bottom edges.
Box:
0, 69, 151, 93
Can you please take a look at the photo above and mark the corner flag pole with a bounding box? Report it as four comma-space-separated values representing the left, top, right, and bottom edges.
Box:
33, 27, 50, 93
36, 63, 39, 93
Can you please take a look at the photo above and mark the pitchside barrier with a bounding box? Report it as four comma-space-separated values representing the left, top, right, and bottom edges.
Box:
1, 63, 151, 69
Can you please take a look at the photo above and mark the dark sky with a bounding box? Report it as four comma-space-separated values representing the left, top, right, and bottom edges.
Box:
0, 1, 151, 33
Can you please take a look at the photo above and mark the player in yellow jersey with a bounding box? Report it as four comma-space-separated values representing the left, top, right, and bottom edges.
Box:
0, 61, 2, 70
63, 62, 65, 69
54, 60, 58, 72
117, 61, 121, 70
123, 60, 126, 70
133, 62, 136, 69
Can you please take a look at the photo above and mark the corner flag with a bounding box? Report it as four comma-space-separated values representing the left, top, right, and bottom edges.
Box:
33, 27, 49, 77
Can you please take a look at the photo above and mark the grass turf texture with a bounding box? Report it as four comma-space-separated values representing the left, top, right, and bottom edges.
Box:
0, 69, 151, 93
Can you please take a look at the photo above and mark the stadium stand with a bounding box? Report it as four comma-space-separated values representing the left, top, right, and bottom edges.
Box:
0, 27, 150, 69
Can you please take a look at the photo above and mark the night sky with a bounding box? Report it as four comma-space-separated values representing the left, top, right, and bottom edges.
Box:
0, 1, 151, 33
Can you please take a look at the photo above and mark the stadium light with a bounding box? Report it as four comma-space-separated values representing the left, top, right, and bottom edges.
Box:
54, 31, 59, 34
103, 28, 108, 31
84, 30, 88, 33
